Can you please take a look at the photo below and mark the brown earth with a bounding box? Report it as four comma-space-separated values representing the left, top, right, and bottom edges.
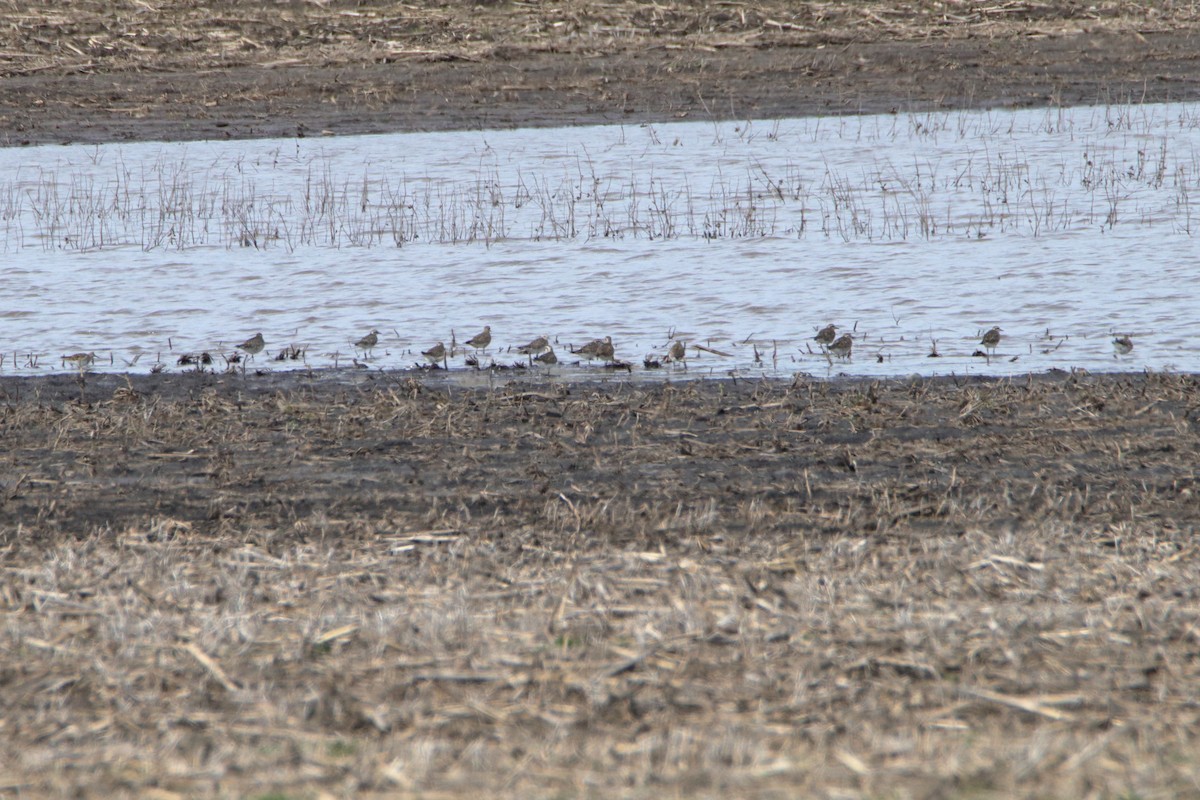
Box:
3, 1, 1200, 146
2, 369, 1200, 798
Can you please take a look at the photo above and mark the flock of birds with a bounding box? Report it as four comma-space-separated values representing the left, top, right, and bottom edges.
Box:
337, 325, 622, 369
247, 325, 623, 369
235, 323, 1137, 368
47, 323, 1136, 374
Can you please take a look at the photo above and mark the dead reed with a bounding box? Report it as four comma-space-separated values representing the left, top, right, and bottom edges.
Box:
8, 102, 1200, 253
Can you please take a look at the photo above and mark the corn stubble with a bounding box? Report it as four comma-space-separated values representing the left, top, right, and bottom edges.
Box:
1, 370, 1199, 797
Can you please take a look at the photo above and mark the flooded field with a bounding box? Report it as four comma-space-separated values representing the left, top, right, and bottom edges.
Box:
2, 102, 1199, 378
8, 4, 1200, 796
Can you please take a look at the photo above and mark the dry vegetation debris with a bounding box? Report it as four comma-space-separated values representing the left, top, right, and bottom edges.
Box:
2, 370, 1200, 796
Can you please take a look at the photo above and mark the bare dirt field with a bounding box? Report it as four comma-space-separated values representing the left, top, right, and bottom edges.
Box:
3, 1, 1200, 146
5, 2, 1200, 798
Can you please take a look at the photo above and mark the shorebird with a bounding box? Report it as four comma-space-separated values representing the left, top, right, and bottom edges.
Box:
829, 333, 853, 361
237, 332, 265, 358
466, 326, 492, 352
534, 347, 558, 366
667, 339, 686, 366
814, 324, 837, 346
62, 352, 96, 369
517, 335, 550, 356
354, 329, 380, 357
572, 335, 615, 362
1113, 335, 1134, 355
980, 326, 1002, 357
422, 341, 447, 364
176, 352, 214, 367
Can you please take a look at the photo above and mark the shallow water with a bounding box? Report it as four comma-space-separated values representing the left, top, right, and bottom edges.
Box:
2, 104, 1198, 378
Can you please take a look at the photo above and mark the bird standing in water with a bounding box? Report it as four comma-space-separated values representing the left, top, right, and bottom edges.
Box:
237, 333, 265, 359
814, 324, 837, 347
355, 329, 380, 357
829, 333, 853, 361
980, 326, 1002, 358
573, 335, 615, 362
466, 326, 492, 352
667, 339, 687, 368
422, 341, 447, 366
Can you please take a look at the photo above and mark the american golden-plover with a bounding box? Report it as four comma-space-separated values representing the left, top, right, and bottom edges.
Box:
466, 325, 492, 352
422, 341, 447, 364
573, 335, 615, 362
237, 333, 265, 358
829, 333, 853, 361
667, 339, 686, 366
980, 326, 1002, 357
814, 324, 837, 346
62, 352, 97, 369
355, 329, 380, 356
517, 335, 550, 355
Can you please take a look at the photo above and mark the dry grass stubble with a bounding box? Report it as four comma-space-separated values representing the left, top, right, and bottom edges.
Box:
4, 0, 1197, 79
2, 371, 1200, 797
